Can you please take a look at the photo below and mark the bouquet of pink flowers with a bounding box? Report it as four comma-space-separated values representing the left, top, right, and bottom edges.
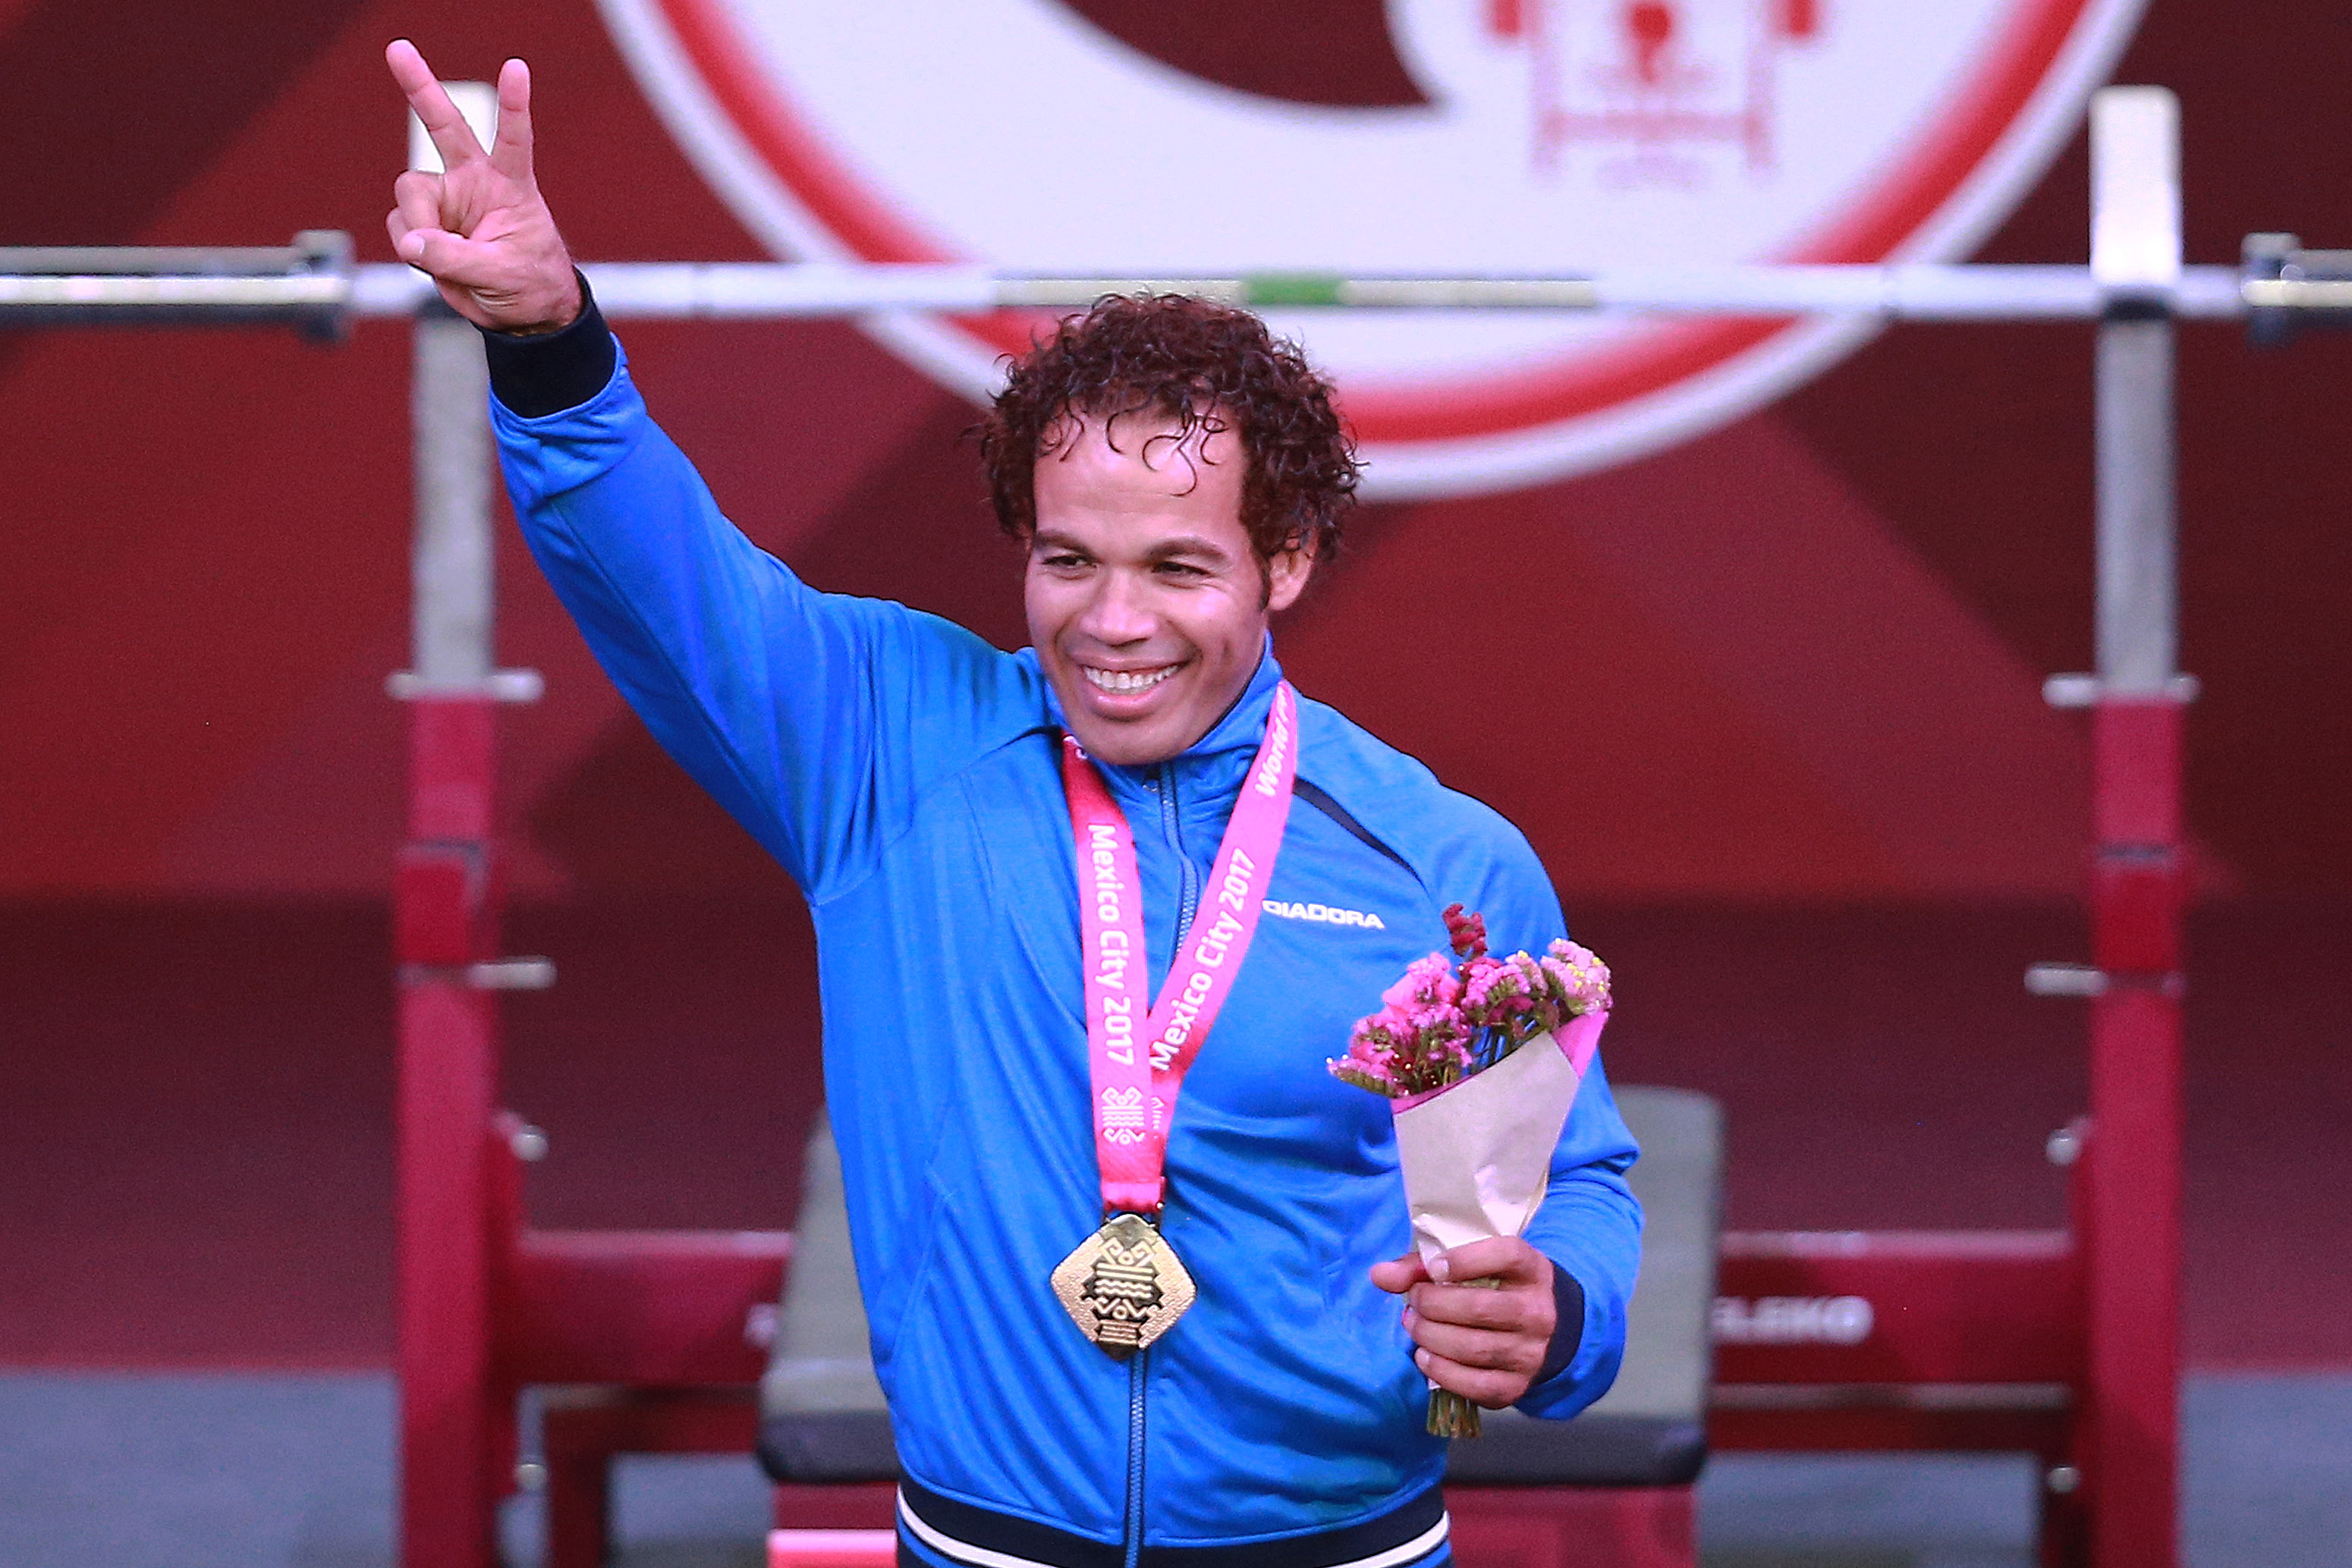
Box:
1330, 904, 1612, 1438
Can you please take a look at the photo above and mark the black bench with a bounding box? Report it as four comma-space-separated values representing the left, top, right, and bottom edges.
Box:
758, 1087, 1722, 1491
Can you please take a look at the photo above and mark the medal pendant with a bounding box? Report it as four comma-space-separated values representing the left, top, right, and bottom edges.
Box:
1049, 1211, 1196, 1359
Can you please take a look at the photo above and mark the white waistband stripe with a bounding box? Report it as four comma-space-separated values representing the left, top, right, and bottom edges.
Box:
1341, 1513, 1451, 1568
895, 1491, 1451, 1568
898, 1491, 1066, 1568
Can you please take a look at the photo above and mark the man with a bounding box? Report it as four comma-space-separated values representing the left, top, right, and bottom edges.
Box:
387, 41, 1640, 1568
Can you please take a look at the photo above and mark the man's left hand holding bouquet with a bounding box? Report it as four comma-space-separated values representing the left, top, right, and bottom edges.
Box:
1373, 1236, 1560, 1409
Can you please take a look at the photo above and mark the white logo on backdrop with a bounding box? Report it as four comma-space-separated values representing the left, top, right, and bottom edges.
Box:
599, 0, 2145, 495
1713, 1293, 1876, 1345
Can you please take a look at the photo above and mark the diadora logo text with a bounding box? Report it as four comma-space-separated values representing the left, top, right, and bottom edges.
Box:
1262, 900, 1388, 931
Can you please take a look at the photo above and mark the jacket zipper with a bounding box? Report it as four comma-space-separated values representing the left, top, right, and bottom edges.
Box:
1123, 764, 1200, 1568
1160, 761, 1203, 957
1121, 1350, 1149, 1568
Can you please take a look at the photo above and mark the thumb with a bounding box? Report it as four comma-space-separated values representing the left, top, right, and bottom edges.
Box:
1369, 1252, 1431, 1294
395, 225, 446, 265
398, 226, 499, 282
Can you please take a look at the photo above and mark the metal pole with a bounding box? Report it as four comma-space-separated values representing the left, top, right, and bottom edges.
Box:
2082, 84, 2188, 1568
395, 80, 511, 1568
2095, 320, 2177, 687
0, 233, 351, 333
0, 249, 2289, 325
2093, 81, 2183, 696
410, 310, 495, 690
395, 304, 506, 1568
395, 312, 507, 1568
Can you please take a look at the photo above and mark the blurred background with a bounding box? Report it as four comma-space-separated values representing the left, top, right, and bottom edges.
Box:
1, 0, 2347, 1563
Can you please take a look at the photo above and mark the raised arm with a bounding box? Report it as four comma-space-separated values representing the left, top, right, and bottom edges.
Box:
492, 336, 1042, 900
384, 41, 581, 334
385, 43, 1042, 901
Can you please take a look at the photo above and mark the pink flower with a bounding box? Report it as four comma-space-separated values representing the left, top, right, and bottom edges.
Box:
1505, 952, 1546, 1007
1345, 1009, 1403, 1061
1461, 957, 1514, 1012
1382, 953, 1461, 1014
1461, 952, 1543, 1029
1335, 931, 1608, 1105
1542, 940, 1613, 1014
1344, 957, 1476, 1097
1442, 903, 1489, 960
1333, 928, 1613, 1100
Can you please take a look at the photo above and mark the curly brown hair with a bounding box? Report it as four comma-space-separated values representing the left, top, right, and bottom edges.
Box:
976, 294, 1360, 569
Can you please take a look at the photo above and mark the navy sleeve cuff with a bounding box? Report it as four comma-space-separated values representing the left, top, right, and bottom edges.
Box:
481, 271, 615, 418
1533, 1264, 1587, 1387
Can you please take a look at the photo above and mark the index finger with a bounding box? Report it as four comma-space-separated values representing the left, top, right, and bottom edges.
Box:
487, 56, 536, 183
386, 38, 486, 169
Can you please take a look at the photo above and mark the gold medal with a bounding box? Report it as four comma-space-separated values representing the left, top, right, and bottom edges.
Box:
1049, 1211, 1196, 1359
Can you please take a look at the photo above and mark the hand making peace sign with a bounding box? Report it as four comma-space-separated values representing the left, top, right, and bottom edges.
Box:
384, 39, 583, 334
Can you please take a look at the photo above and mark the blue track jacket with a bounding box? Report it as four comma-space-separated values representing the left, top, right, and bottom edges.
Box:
492, 335, 1643, 1557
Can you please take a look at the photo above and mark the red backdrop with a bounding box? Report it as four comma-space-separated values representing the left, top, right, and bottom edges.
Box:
4, 2, 2350, 1373
4, 0, 2348, 906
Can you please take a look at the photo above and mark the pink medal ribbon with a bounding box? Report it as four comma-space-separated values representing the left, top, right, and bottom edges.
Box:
1061, 681, 1300, 1217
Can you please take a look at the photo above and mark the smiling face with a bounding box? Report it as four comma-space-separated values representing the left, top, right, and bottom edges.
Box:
1027, 410, 1313, 768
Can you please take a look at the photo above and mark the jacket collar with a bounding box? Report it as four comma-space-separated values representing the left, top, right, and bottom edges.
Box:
1039, 636, 1284, 810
